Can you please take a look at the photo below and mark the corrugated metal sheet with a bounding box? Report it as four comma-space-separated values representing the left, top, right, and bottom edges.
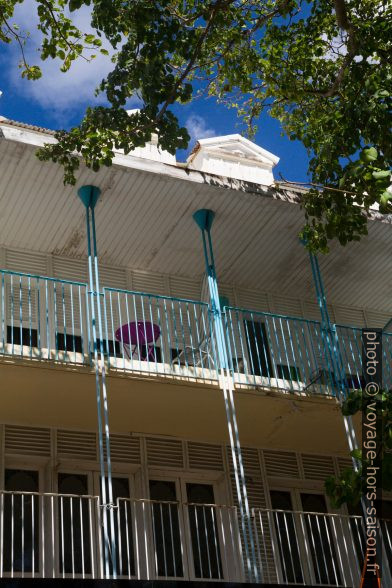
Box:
1, 138, 392, 316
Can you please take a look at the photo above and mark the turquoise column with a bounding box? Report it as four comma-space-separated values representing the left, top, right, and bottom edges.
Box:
193, 209, 260, 583
78, 185, 117, 578
307, 249, 359, 457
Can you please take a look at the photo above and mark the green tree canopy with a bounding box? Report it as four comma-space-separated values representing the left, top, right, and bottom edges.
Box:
1, 0, 391, 251
325, 389, 392, 508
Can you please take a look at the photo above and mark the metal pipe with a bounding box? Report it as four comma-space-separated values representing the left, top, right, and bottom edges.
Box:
193, 209, 260, 582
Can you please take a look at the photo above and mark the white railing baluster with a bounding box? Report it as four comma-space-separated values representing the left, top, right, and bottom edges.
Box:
0, 490, 389, 584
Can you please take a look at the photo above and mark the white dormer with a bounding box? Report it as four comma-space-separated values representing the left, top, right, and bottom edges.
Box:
186, 134, 279, 185
119, 110, 176, 165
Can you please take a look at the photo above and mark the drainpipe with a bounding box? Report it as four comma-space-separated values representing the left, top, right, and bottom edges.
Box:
193, 209, 260, 583
78, 185, 117, 578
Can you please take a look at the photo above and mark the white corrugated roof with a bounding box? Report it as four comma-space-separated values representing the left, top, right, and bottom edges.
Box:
0, 119, 391, 314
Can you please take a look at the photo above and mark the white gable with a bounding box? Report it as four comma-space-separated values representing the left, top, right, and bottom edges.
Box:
186, 134, 279, 185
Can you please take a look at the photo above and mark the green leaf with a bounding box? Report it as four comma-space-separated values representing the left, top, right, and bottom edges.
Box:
360, 147, 378, 163
372, 170, 391, 180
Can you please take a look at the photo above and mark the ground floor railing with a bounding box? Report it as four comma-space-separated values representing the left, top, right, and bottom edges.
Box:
1, 269, 391, 393
254, 507, 391, 587
0, 491, 242, 581
1, 490, 391, 585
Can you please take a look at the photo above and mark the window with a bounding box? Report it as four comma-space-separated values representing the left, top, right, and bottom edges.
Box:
300, 493, 342, 586
104, 476, 135, 577
149, 480, 183, 578
276, 364, 301, 382
3, 469, 40, 573
7, 326, 38, 348
186, 483, 223, 579
270, 490, 303, 584
58, 473, 92, 575
244, 320, 272, 377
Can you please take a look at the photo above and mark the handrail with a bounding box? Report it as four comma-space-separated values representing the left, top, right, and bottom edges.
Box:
0, 268, 88, 288
104, 286, 209, 306
224, 305, 323, 327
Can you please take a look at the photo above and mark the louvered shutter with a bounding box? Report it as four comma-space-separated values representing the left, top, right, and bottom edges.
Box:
169, 276, 201, 301
56, 430, 97, 461
6, 249, 47, 275
99, 266, 127, 290
4, 425, 51, 456
336, 457, 353, 475
146, 437, 184, 468
187, 442, 224, 471
132, 270, 167, 295
6, 279, 38, 328
263, 449, 300, 478
334, 306, 366, 328
366, 310, 390, 329
272, 296, 302, 318
53, 281, 87, 335
53, 257, 87, 283
236, 289, 269, 312
301, 454, 335, 480
104, 434, 141, 464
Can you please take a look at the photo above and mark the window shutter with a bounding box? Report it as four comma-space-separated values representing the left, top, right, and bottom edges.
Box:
187, 441, 224, 471
263, 449, 300, 478
56, 430, 97, 461
4, 425, 51, 456
146, 437, 184, 468
104, 434, 141, 464
301, 454, 335, 480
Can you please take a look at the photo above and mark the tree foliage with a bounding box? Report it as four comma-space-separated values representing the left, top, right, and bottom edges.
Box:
1, 0, 391, 251
325, 389, 392, 508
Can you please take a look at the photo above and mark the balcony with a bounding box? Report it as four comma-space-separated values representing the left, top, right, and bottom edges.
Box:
0, 269, 391, 393
0, 489, 390, 585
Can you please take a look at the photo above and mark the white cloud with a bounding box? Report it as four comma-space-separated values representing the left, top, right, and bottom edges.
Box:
4, 0, 140, 123
186, 113, 216, 144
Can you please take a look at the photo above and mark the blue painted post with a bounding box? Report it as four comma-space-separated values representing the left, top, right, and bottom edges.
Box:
78, 185, 117, 578
307, 248, 359, 458
193, 209, 260, 583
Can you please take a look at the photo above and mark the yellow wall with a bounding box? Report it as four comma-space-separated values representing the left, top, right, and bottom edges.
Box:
0, 359, 358, 456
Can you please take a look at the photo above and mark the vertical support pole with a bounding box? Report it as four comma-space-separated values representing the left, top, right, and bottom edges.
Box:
307, 249, 359, 459
78, 185, 117, 579
193, 209, 260, 583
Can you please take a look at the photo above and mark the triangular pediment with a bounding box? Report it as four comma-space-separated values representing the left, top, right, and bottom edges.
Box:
191, 134, 279, 166
187, 134, 279, 185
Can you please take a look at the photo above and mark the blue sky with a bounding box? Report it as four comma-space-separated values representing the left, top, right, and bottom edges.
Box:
0, 2, 310, 183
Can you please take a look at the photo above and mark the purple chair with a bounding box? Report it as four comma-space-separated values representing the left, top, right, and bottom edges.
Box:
115, 321, 161, 361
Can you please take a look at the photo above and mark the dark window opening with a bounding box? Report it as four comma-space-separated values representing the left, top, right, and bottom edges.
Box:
300, 493, 341, 586
56, 332, 83, 353
7, 326, 38, 347
277, 364, 301, 382
58, 473, 92, 575
149, 480, 183, 577
270, 490, 303, 584
186, 483, 223, 579
244, 320, 272, 377
4, 469, 40, 573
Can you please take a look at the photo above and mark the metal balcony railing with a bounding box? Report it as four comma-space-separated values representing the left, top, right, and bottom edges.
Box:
0, 270, 90, 365
224, 306, 392, 393
1, 490, 390, 585
1, 269, 391, 393
103, 287, 217, 381
253, 507, 392, 587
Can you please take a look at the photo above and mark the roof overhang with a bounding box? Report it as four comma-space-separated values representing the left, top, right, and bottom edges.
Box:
1, 119, 392, 314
